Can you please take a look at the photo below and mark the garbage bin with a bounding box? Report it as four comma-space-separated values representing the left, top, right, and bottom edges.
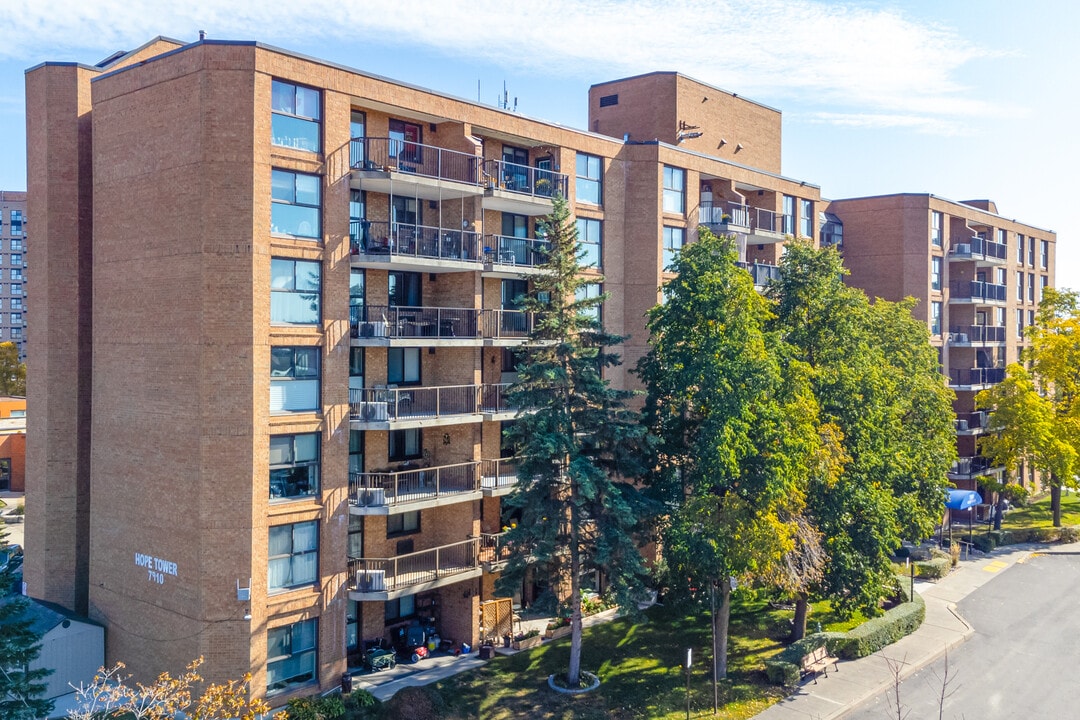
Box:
341, 672, 353, 694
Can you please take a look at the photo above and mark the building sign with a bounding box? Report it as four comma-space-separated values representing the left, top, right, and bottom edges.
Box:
134, 552, 178, 585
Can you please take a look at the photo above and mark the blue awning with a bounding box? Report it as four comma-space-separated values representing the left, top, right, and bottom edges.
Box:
945, 489, 983, 510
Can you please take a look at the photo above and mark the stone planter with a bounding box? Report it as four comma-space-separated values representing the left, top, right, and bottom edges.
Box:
513, 634, 543, 651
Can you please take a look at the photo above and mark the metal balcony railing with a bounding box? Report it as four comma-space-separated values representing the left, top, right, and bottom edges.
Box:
699, 201, 751, 228
480, 458, 519, 493
479, 383, 513, 413
950, 281, 1007, 303
351, 220, 482, 262
949, 325, 1006, 343
350, 137, 482, 185
349, 383, 518, 423
949, 368, 1006, 386
350, 305, 535, 340
483, 160, 569, 199
970, 236, 1007, 262
349, 461, 482, 508
479, 532, 513, 567
483, 235, 550, 268
349, 538, 480, 593
736, 261, 781, 286
950, 456, 996, 476
954, 411, 989, 432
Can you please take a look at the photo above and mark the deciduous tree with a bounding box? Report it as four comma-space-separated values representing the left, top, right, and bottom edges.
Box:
0, 342, 25, 396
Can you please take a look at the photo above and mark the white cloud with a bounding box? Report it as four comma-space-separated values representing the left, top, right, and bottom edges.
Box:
0, 0, 1003, 132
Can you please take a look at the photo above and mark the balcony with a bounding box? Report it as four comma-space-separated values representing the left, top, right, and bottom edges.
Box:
949, 456, 1002, 479
949, 281, 1007, 305
481, 160, 569, 216
349, 383, 516, 429
948, 325, 1006, 346
351, 221, 482, 272
955, 411, 989, 436
948, 367, 1005, 390
349, 461, 484, 514
737, 261, 781, 288
482, 235, 550, 276
350, 137, 484, 201
350, 306, 536, 346
479, 532, 513, 571
480, 458, 520, 496
349, 539, 482, 600
949, 236, 1007, 266
698, 201, 790, 244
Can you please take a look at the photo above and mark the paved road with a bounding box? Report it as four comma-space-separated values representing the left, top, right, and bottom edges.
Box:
844, 550, 1080, 720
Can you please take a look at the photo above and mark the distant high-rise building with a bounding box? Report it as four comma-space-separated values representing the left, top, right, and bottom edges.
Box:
0, 190, 27, 359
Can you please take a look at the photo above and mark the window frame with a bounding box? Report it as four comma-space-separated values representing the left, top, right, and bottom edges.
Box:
268, 520, 319, 592
931, 256, 942, 291
271, 168, 322, 239
269, 432, 321, 501
662, 226, 684, 269
270, 257, 322, 325
270, 346, 320, 414
575, 153, 602, 206
931, 211, 943, 247
799, 199, 813, 238
388, 428, 423, 462
387, 510, 421, 537
662, 166, 685, 214
930, 301, 942, 336
270, 79, 322, 153
267, 618, 318, 695
575, 217, 602, 268
575, 282, 603, 325
387, 347, 421, 386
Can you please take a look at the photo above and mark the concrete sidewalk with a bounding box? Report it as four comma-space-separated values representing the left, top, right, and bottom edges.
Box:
754, 543, 1054, 720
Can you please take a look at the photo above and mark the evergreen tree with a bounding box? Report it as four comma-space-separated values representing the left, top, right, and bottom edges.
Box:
496, 194, 652, 688
0, 523, 53, 720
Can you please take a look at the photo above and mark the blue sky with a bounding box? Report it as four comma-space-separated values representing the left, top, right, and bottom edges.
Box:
0, 0, 1076, 284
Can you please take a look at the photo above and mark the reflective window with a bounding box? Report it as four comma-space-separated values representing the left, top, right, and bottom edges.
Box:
268, 521, 318, 591
662, 167, 685, 214
271, 169, 321, 238
271, 80, 321, 152
575, 154, 602, 205
270, 347, 320, 413
576, 217, 601, 268
267, 619, 317, 694
270, 433, 320, 500
271, 258, 321, 324
663, 226, 684, 269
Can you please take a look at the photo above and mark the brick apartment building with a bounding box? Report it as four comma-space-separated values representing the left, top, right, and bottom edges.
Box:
826, 195, 1056, 502
24, 36, 1053, 703
0, 190, 27, 359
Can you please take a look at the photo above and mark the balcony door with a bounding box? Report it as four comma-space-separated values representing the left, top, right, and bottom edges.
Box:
389, 271, 422, 308
502, 145, 529, 191
501, 213, 529, 264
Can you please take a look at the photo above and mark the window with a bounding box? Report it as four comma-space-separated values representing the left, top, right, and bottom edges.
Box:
0, 458, 9, 491
271, 80, 321, 152
389, 428, 422, 461
662, 226, 684, 269
271, 258, 321, 324
10, 254, 20, 266
267, 619, 317, 694
9, 269, 21, 281
9, 211, 22, 236
782, 195, 795, 235
1041, 240, 1049, 269
387, 511, 420, 536
1042, 275, 1049, 299
10, 239, 21, 251
9, 284, 20, 296
599, 94, 619, 107
1028, 309, 1035, 328
1028, 273, 1035, 303
385, 594, 416, 622
662, 166, 685, 214
575, 283, 603, 324
1017, 271, 1024, 301
270, 347, 319, 413
9, 328, 19, 339
931, 211, 943, 247
996, 307, 1006, 328
576, 217, 601, 267
349, 430, 364, 475
350, 190, 366, 248
931, 257, 942, 291
997, 228, 1007, 251
10, 313, 20, 325
268, 521, 318, 591
1017, 235, 1025, 263
995, 267, 1006, 286
575, 154, 602, 205
389, 119, 422, 163
10, 298, 20, 310
800, 199, 813, 238
270, 433, 320, 500
349, 347, 364, 391
1017, 309, 1024, 338
347, 600, 360, 651
387, 348, 421, 385
1029, 238, 1036, 267
271, 169, 321, 238
349, 111, 366, 167
931, 301, 942, 336
389, 271, 422, 307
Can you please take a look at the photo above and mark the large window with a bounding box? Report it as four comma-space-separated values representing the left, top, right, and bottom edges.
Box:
662, 166, 685, 214
575, 154, 602, 205
1016, 271, 1024, 301
271, 80, 321, 153
267, 619, 317, 694
1028, 273, 1035, 303
799, 199, 813, 238
1017, 234, 1025, 264
271, 169, 321, 239
575, 283, 603, 324
1041, 240, 1049, 269
270, 347, 319, 413
1029, 238, 1036, 266
350, 111, 366, 167
389, 119, 422, 163
575, 218, 601, 267
387, 348, 421, 385
385, 593, 416, 622
389, 271, 422, 307
1017, 309, 1024, 338
387, 511, 420, 536
349, 430, 365, 475
931, 301, 942, 336
782, 195, 795, 235
270, 433, 320, 500
931, 257, 942, 291
389, 428, 422, 461
268, 521, 319, 591
9, 211, 22, 237
662, 226, 684, 269
931, 211, 942, 247
271, 258, 321, 324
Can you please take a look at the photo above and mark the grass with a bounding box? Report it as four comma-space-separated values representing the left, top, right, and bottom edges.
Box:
426, 594, 865, 720
1002, 492, 1080, 529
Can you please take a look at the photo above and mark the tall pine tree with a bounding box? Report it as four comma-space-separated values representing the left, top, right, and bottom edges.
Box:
496, 194, 651, 688
0, 523, 53, 720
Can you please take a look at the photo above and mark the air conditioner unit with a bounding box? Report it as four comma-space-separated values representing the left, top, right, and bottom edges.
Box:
955, 419, 969, 431
360, 570, 385, 592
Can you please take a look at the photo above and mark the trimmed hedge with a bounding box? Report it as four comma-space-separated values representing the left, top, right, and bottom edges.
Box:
1004, 526, 1080, 544
765, 632, 848, 688
914, 556, 951, 579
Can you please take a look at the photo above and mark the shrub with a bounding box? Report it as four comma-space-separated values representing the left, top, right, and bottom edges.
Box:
381, 686, 448, 720
840, 590, 925, 659
914, 557, 950, 579
970, 534, 997, 553
346, 689, 379, 709
287, 695, 346, 720
1003, 483, 1029, 506
764, 660, 801, 687
949, 542, 961, 566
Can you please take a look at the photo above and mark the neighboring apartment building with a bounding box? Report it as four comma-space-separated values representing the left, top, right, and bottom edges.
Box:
26, 37, 821, 702
0, 395, 27, 493
0, 191, 27, 359
826, 194, 1056, 502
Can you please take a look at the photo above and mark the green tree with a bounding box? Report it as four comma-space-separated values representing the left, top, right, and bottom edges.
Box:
0, 523, 53, 720
636, 229, 823, 680
496, 194, 652, 688
977, 288, 1080, 527
768, 242, 955, 624
0, 342, 25, 396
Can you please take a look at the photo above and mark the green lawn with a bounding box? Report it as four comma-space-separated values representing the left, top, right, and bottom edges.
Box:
426, 595, 861, 720
1002, 492, 1080, 529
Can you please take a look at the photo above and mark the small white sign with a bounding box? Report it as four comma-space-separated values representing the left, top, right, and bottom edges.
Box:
686, 648, 692, 669
134, 552, 178, 585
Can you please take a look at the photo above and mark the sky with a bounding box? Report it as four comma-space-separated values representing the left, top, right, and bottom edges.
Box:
0, 0, 1076, 285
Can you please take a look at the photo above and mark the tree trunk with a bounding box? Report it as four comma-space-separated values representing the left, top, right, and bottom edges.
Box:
713, 578, 731, 681
567, 461, 583, 687
1051, 481, 1062, 528
791, 591, 809, 642
993, 494, 1004, 531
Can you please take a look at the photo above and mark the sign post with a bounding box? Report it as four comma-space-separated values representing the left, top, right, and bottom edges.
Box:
685, 647, 692, 720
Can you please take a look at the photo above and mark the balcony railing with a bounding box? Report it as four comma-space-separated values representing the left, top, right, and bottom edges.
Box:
950, 281, 1007, 303
955, 411, 989, 432
349, 461, 482, 508
479, 532, 513, 568
970, 236, 1007, 262
483, 235, 550, 268
483, 160, 569, 199
949, 325, 1006, 343
350, 305, 535, 340
949, 368, 1005, 387
349, 383, 516, 423
480, 458, 520, 493
699, 201, 751, 228
737, 261, 781, 286
351, 221, 482, 262
349, 538, 480, 593
950, 456, 997, 476
350, 137, 482, 185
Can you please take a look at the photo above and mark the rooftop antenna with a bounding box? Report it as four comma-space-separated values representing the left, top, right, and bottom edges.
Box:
199, 30, 206, 41
498, 81, 517, 112
478, 79, 481, 103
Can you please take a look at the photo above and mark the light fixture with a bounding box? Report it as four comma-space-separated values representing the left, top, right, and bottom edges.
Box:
676, 131, 703, 144
243, 610, 252, 621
